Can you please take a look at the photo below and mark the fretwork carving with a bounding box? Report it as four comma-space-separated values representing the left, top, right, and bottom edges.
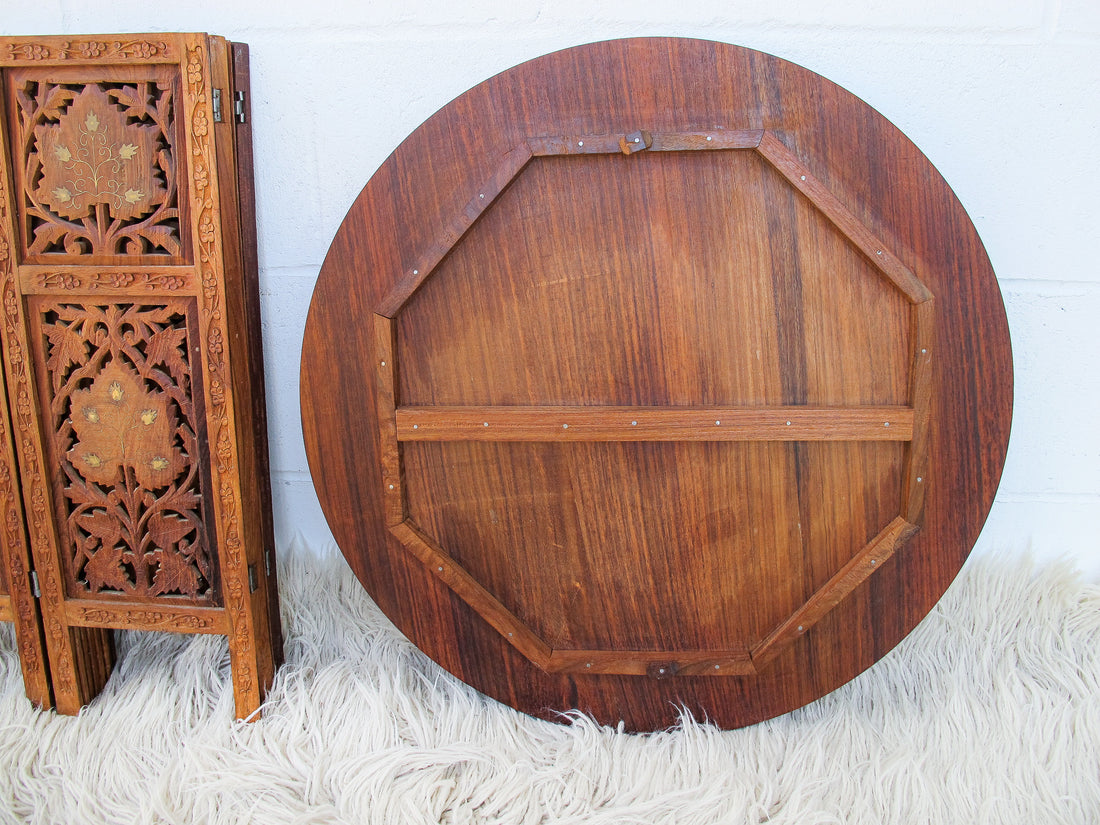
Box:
31, 301, 217, 602
7, 69, 187, 262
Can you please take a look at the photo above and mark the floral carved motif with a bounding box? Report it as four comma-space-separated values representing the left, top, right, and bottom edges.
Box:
3, 41, 170, 63
12, 74, 185, 260
35, 271, 192, 292
33, 301, 217, 602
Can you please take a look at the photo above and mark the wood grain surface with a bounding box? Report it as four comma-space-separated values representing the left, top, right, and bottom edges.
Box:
301, 38, 1012, 730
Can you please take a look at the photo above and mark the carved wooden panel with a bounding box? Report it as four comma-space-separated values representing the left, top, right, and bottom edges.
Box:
0, 34, 281, 719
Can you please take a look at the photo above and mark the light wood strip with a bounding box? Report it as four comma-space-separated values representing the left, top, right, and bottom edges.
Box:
390, 520, 553, 668
376, 144, 533, 317
0, 595, 12, 623
396, 406, 914, 442
66, 600, 228, 634
755, 132, 933, 304
546, 647, 756, 676
903, 299, 935, 523
373, 314, 405, 526
527, 129, 763, 156
751, 516, 919, 667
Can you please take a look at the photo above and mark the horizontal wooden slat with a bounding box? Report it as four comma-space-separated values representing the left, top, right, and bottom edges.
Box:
547, 647, 756, 676
396, 406, 914, 442
751, 516, 920, 667
65, 600, 229, 634
527, 129, 763, 156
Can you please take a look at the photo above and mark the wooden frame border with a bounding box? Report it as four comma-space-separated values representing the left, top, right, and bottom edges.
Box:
374, 128, 936, 675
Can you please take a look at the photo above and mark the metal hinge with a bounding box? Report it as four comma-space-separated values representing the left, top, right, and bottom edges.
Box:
212, 88, 224, 122
29, 570, 41, 599
234, 91, 247, 124
248, 564, 258, 593
264, 549, 271, 577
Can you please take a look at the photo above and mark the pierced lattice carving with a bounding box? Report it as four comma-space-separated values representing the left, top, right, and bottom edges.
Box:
10, 72, 186, 261
32, 301, 217, 602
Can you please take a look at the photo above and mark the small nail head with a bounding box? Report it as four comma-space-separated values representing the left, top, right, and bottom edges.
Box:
800, 175, 806, 181
871, 559, 877, 566
413, 424, 418, 429
634, 137, 640, 143
884, 421, 890, 427
380, 360, 386, 367
921, 348, 928, 354
483, 422, 488, 427
577, 140, 583, 146
714, 664, 720, 669
562, 423, 568, 429
658, 668, 665, 674
413, 269, 418, 274
715, 420, 721, 425
876, 250, 883, 255
586, 662, 591, 668
388, 484, 394, 489
917, 476, 923, 483
797, 625, 803, 632
437, 566, 443, 572
631, 421, 637, 426
786, 420, 792, 426
479, 193, 485, 198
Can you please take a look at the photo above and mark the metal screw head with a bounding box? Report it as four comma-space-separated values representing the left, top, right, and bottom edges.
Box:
715, 420, 721, 425
876, 250, 883, 256
921, 348, 928, 355
479, 193, 485, 198
437, 566, 443, 572
562, 423, 568, 429
578, 140, 583, 146
871, 559, 877, 566
586, 663, 591, 668
917, 476, 923, 483
706, 135, 713, 141
631, 421, 637, 426
635, 137, 640, 143
658, 668, 666, 674
797, 625, 804, 632
380, 360, 386, 367
413, 269, 418, 275
483, 422, 488, 427
786, 420, 792, 426
714, 664, 720, 669
800, 175, 806, 181
884, 421, 890, 427
413, 424, 418, 429
388, 484, 394, 490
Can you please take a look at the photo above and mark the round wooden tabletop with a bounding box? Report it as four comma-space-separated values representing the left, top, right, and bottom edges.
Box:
301, 37, 1012, 730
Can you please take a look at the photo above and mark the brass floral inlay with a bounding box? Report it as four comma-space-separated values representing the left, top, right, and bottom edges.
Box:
35, 85, 164, 221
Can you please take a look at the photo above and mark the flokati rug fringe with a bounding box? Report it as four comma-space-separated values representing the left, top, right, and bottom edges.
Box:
1, 544, 1098, 824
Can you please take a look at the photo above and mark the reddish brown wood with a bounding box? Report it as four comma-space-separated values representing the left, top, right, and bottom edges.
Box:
301, 38, 1012, 730
0, 33, 281, 719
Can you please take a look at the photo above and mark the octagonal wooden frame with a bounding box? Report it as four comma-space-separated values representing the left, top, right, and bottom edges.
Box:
370, 127, 934, 678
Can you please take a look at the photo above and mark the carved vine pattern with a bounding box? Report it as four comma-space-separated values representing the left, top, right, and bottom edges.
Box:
36, 271, 190, 291
36, 302, 217, 602
0, 214, 44, 679
77, 606, 217, 631
0, 161, 76, 699
4, 41, 171, 63
185, 42, 255, 697
14, 77, 183, 259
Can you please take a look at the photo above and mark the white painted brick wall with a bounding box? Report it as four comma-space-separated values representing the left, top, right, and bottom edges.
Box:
3, 1, 1098, 577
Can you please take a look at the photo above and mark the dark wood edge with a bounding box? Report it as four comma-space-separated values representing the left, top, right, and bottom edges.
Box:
527, 129, 764, 155
751, 516, 920, 668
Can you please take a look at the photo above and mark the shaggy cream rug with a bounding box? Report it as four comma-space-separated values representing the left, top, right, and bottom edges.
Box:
1, 545, 1097, 824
